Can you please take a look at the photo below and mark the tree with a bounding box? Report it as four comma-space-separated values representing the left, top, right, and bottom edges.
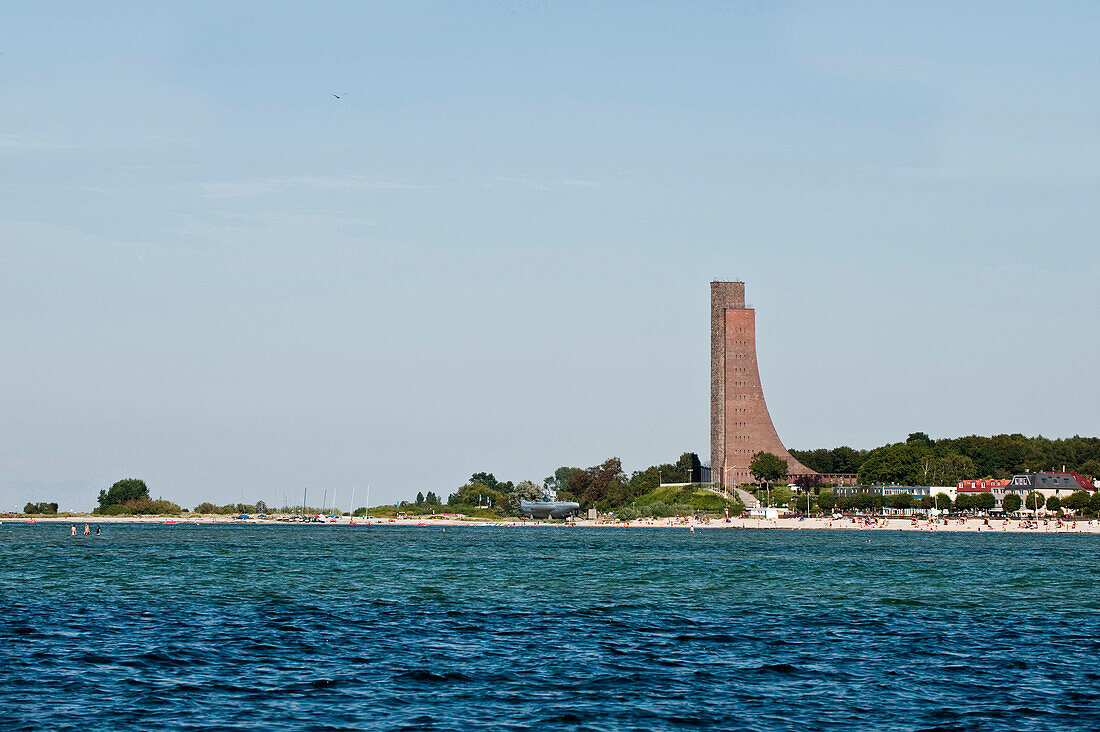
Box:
796, 433, 1100, 485
934, 493, 953, 510
977, 492, 996, 511
750, 452, 787, 489
514, 480, 543, 501
1025, 492, 1045, 512
98, 479, 150, 508
1063, 490, 1092, 512
255, 500, 268, 514
749, 452, 787, 508
544, 467, 579, 496
1045, 496, 1061, 513
1079, 459, 1100, 480
449, 482, 504, 509
505, 480, 544, 515
425, 491, 441, 506
683, 452, 704, 483
572, 457, 626, 509
415, 491, 425, 505
888, 493, 914, 510
1091, 491, 1100, 514
907, 432, 933, 446
817, 489, 836, 512
1002, 493, 1022, 513
929, 454, 977, 486
469, 472, 499, 492
794, 474, 822, 491
859, 443, 921, 485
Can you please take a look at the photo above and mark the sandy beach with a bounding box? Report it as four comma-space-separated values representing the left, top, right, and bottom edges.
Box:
10, 514, 1100, 533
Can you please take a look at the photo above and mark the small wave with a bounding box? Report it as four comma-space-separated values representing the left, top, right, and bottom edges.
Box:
392, 714, 439, 731
673, 633, 742, 643
543, 712, 584, 724
394, 670, 472, 683
755, 663, 799, 674
666, 716, 709, 727
75, 653, 115, 665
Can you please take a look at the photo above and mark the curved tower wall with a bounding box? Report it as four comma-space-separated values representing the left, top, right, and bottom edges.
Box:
711, 282, 814, 485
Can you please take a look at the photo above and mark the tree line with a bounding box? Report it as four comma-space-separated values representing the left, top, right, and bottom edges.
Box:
751, 487, 1100, 516
792, 432, 1100, 486
428, 452, 737, 516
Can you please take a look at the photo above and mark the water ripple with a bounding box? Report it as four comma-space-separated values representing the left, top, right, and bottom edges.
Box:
2, 524, 1099, 730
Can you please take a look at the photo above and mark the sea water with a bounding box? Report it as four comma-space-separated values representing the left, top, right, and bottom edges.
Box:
2, 523, 1098, 731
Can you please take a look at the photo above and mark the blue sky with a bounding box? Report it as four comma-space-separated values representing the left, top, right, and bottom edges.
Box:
2, 1, 1098, 511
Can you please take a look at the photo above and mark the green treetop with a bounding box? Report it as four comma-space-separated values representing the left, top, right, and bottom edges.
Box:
750, 452, 788, 486
98, 478, 150, 508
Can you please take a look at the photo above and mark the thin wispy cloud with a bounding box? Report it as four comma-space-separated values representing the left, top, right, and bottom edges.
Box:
0, 134, 72, 150
485, 176, 602, 191
202, 176, 427, 200
164, 212, 380, 247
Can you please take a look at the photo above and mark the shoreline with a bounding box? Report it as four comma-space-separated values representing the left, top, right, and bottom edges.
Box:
8, 515, 1100, 533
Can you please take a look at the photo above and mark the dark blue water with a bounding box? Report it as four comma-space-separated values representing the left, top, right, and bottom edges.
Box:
2, 523, 1099, 731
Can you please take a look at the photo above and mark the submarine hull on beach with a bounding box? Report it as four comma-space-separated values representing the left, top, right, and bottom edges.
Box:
519, 500, 580, 519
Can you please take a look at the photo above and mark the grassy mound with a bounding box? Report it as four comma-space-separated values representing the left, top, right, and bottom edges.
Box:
634, 485, 742, 513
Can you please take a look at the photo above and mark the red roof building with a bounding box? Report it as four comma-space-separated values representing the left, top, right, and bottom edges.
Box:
956, 479, 1009, 493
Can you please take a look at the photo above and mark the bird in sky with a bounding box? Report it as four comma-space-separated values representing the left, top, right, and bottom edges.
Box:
331, 93, 342, 99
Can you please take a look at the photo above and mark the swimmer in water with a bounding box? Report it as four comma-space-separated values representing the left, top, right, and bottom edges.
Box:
83, 523, 90, 536
95, 526, 101, 536
70, 524, 76, 536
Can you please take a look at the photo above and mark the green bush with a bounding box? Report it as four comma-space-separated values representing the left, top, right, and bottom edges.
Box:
638, 501, 694, 518
98, 478, 150, 508
1063, 490, 1092, 512
23, 502, 59, 515
94, 498, 182, 516
888, 493, 914, 510
190, 503, 246, 515
836, 492, 885, 512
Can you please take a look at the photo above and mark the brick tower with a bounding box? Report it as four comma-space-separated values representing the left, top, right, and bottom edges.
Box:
711, 281, 814, 486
